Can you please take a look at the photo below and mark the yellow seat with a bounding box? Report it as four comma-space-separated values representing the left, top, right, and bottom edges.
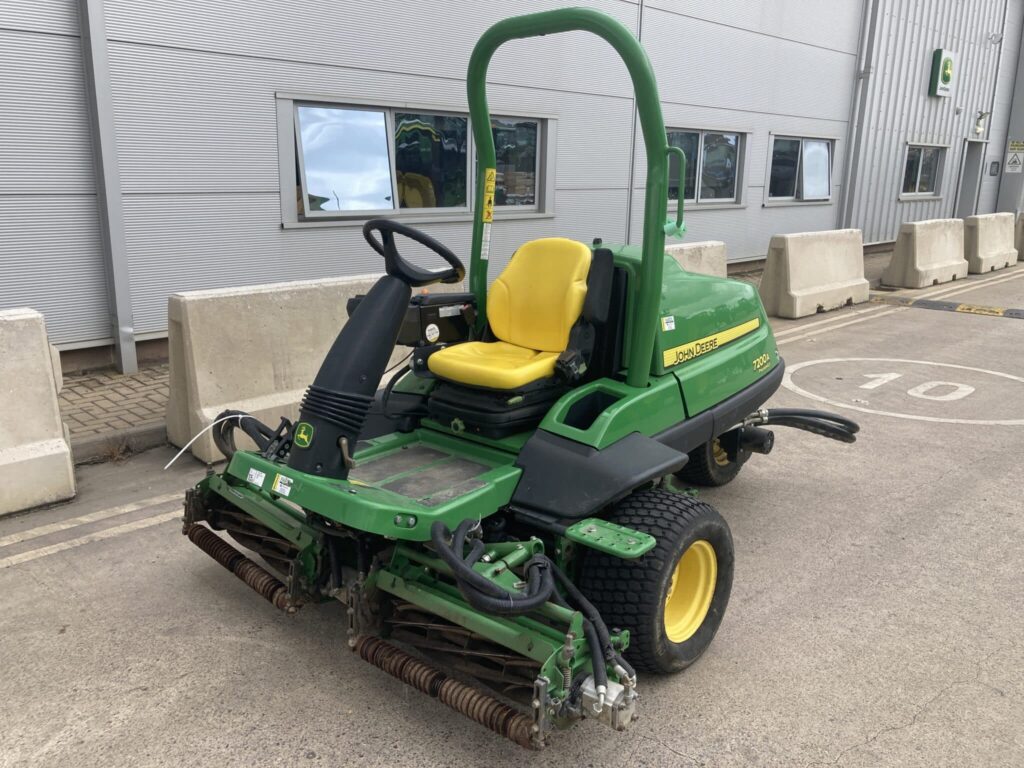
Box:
428, 237, 592, 390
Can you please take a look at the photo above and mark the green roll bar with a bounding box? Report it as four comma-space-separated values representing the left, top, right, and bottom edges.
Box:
467, 7, 673, 389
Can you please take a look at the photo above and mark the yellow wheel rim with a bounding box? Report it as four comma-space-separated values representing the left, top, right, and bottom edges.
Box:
711, 438, 730, 467
663, 539, 717, 643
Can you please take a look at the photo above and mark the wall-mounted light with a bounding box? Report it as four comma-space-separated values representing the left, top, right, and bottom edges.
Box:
975, 110, 991, 136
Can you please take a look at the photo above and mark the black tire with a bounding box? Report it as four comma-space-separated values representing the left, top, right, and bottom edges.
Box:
676, 436, 742, 487
579, 489, 734, 674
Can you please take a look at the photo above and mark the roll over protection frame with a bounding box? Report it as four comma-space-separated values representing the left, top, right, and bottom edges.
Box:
466, 7, 674, 388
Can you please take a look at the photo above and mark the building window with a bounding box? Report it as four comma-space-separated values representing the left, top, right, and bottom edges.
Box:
394, 113, 469, 208
492, 118, 539, 207
295, 104, 469, 217
295, 105, 395, 213
667, 129, 741, 203
902, 145, 943, 196
289, 100, 548, 220
768, 136, 832, 201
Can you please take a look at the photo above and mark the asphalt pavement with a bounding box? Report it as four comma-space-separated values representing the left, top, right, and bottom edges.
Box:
2, 265, 1023, 767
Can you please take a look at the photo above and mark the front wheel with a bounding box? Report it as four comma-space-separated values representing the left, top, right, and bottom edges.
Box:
579, 489, 734, 674
675, 436, 743, 487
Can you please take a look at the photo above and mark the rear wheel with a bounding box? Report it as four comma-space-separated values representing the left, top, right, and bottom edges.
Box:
579, 489, 734, 674
676, 436, 742, 487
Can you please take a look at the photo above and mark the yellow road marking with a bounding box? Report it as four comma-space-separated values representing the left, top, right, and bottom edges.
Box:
954, 303, 1005, 316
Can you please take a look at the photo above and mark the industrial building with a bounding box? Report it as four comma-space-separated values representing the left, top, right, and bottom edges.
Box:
2, 0, 1023, 372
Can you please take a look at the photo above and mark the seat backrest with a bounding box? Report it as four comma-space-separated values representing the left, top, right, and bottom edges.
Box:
488, 238, 592, 352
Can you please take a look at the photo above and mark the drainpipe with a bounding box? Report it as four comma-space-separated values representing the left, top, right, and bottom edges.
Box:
838, 0, 880, 231
78, 0, 138, 373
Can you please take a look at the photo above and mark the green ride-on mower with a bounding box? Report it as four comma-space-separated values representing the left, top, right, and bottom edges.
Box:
178, 8, 858, 749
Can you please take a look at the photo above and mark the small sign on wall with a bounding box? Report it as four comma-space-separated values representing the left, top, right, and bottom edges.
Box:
929, 49, 956, 97
1007, 140, 1024, 174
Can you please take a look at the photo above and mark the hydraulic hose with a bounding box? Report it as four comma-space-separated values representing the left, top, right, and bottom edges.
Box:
211, 409, 278, 459
430, 521, 555, 615
746, 408, 859, 444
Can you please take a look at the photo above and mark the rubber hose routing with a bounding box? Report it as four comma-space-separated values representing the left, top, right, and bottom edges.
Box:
211, 409, 278, 460
429, 521, 632, 696
430, 521, 555, 615
754, 408, 860, 443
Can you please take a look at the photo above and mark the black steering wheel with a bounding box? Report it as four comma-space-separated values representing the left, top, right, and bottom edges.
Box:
362, 219, 465, 287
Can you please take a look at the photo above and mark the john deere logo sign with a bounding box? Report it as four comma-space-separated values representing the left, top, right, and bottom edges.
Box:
929, 49, 957, 97
294, 422, 314, 448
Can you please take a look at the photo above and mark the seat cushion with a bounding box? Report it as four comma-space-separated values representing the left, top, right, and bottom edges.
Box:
427, 341, 559, 390
488, 238, 592, 352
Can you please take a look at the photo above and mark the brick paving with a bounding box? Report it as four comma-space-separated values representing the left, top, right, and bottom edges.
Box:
59, 363, 168, 444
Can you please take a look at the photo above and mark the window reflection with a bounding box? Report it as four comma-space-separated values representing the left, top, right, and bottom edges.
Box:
296, 106, 393, 212
667, 131, 698, 201
492, 118, 538, 206
800, 139, 831, 199
395, 113, 468, 208
902, 147, 922, 194
917, 147, 940, 193
700, 133, 738, 200
769, 138, 801, 198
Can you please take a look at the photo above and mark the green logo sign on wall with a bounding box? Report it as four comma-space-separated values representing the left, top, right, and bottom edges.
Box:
293, 422, 314, 448
929, 49, 957, 97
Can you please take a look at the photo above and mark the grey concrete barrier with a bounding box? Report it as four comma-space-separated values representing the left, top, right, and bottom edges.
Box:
1015, 212, 1023, 261
167, 276, 462, 463
964, 213, 1017, 273
881, 218, 967, 288
758, 229, 869, 319
0, 308, 76, 515
665, 241, 727, 277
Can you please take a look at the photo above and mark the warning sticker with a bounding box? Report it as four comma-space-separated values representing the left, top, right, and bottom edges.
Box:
481, 168, 496, 223
661, 315, 676, 332
1006, 151, 1023, 174
246, 468, 266, 487
272, 473, 293, 497
1008, 140, 1024, 152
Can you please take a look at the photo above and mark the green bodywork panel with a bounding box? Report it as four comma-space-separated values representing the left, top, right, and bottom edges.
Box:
536, 245, 778, 447
218, 428, 522, 542
565, 518, 656, 559
539, 375, 684, 450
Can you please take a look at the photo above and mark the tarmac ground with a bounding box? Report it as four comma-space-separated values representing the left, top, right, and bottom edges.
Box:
2, 265, 1023, 767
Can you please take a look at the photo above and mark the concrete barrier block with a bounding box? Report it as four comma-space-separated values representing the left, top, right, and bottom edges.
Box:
665, 241, 727, 277
167, 275, 464, 463
1015, 213, 1023, 261
964, 213, 1017, 273
0, 308, 76, 515
758, 229, 869, 319
881, 219, 967, 288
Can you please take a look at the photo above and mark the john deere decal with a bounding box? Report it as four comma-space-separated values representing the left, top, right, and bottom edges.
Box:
294, 422, 314, 448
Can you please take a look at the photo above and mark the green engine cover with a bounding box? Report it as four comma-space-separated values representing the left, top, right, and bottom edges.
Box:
607, 243, 780, 417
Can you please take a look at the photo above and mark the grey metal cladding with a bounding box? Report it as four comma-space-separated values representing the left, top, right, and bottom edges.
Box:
0, 8, 110, 345
849, 0, 1016, 243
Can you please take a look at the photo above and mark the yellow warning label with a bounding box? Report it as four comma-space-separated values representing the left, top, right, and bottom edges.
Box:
662, 318, 761, 368
482, 167, 496, 223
